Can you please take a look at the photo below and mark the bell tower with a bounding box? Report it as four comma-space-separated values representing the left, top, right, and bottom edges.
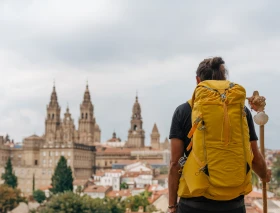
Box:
151, 123, 160, 149
45, 85, 61, 142
78, 84, 95, 145
127, 95, 145, 148
62, 106, 76, 143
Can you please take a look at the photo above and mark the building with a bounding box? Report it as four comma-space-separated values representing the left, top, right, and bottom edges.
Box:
95, 95, 170, 171
0, 85, 170, 195
0, 84, 98, 195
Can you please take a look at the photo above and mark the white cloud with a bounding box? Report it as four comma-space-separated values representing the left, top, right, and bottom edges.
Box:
0, 0, 279, 149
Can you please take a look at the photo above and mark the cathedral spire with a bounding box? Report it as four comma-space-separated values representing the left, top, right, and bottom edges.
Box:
83, 83, 91, 103
78, 83, 95, 145
151, 123, 160, 150
132, 95, 141, 119
152, 123, 159, 133
45, 84, 61, 142
50, 85, 58, 106
127, 95, 145, 148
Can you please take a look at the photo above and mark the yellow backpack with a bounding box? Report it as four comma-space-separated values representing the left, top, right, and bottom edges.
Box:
177, 80, 253, 200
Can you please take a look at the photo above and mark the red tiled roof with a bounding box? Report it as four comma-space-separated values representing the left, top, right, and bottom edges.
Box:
73, 179, 88, 186
106, 190, 132, 197
122, 171, 152, 178
153, 174, 168, 180
246, 190, 263, 198
94, 171, 105, 176
39, 185, 52, 191
105, 169, 123, 173
84, 185, 112, 193
148, 188, 168, 204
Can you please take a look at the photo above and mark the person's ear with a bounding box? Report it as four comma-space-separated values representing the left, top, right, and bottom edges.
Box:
196, 76, 201, 84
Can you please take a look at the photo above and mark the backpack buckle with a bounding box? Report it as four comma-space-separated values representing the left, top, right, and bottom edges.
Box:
221, 93, 226, 101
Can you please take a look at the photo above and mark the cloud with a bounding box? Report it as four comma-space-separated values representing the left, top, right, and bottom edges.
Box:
0, 0, 279, 149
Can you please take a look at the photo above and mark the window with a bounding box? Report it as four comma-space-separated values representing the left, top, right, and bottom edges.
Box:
34, 160, 38, 165
82, 113, 84, 119
61, 151, 64, 156
56, 151, 59, 156
43, 152, 46, 156
134, 125, 137, 131
52, 114, 54, 119
86, 113, 88, 119
68, 152, 71, 157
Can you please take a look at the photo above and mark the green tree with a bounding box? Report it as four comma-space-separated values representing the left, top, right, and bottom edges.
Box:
75, 185, 83, 195
0, 184, 26, 213
104, 197, 125, 213
159, 166, 169, 174
125, 191, 156, 213
39, 192, 84, 213
1, 157, 18, 188
272, 155, 280, 187
50, 156, 73, 194
33, 190, 46, 204
120, 182, 128, 189
32, 173, 35, 192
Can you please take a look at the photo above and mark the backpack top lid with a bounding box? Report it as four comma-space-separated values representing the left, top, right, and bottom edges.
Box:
197, 80, 234, 90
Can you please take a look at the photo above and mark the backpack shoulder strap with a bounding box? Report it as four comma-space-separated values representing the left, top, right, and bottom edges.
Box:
187, 99, 193, 109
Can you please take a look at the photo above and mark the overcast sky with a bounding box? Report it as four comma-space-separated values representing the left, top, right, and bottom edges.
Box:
0, 0, 279, 149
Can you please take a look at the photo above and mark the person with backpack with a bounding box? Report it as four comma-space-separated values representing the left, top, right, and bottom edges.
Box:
168, 57, 271, 213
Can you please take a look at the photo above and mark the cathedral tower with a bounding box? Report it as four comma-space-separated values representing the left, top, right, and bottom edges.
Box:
126, 95, 145, 148
61, 106, 76, 143
150, 123, 160, 150
78, 84, 95, 145
45, 85, 61, 142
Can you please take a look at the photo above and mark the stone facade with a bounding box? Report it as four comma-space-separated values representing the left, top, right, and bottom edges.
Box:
151, 124, 160, 150
0, 85, 170, 195
0, 84, 98, 195
126, 96, 145, 148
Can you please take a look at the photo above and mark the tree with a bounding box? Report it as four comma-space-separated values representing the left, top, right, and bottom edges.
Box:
50, 156, 73, 194
39, 192, 84, 213
159, 166, 169, 174
272, 155, 280, 188
32, 173, 35, 192
76, 185, 83, 195
1, 157, 18, 188
125, 191, 156, 213
0, 184, 25, 213
120, 182, 128, 189
33, 190, 46, 204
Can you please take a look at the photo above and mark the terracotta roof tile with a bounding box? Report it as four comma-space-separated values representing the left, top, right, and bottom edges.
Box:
84, 185, 112, 193
106, 190, 132, 197
39, 185, 52, 191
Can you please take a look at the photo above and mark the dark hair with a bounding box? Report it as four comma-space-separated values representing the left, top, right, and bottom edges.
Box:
196, 57, 228, 81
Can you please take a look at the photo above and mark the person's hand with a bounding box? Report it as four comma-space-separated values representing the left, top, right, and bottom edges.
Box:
168, 207, 177, 213
167, 204, 178, 213
246, 91, 266, 112
262, 169, 272, 183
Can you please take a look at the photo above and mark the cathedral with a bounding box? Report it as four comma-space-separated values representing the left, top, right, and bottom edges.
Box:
0, 84, 170, 195
44, 84, 101, 145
